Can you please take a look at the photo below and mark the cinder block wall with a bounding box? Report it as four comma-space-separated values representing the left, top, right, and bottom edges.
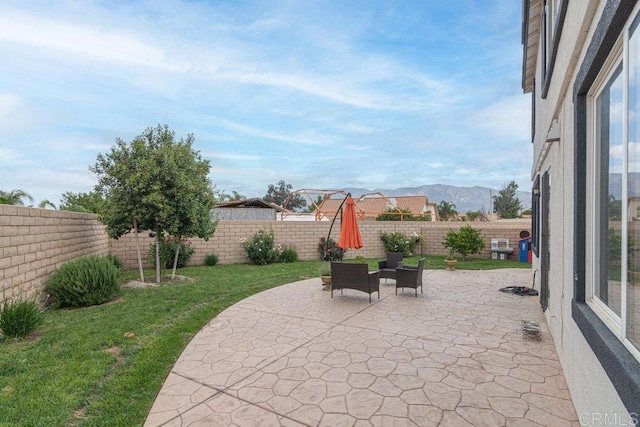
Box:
109, 219, 532, 267
419, 221, 531, 258
0, 206, 109, 306
0, 206, 530, 306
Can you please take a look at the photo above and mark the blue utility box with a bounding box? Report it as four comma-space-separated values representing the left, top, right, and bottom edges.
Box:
519, 237, 532, 263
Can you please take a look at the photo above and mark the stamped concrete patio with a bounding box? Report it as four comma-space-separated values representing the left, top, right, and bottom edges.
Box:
145, 268, 578, 426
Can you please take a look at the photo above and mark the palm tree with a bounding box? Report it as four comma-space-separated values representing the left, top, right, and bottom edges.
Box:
38, 199, 57, 209
437, 200, 458, 221
0, 189, 34, 206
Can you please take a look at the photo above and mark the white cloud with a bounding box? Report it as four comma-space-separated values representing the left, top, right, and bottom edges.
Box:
208, 117, 331, 146
0, 10, 185, 72
472, 95, 531, 140
0, 93, 23, 117
202, 152, 260, 161
0, 148, 29, 165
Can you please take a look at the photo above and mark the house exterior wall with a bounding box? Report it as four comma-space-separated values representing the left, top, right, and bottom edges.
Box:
0, 206, 109, 306
527, 0, 633, 419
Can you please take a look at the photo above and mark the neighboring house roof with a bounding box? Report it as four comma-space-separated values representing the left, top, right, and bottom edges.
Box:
317, 195, 433, 220
215, 198, 283, 212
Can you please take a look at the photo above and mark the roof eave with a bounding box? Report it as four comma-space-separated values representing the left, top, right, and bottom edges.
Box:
522, 0, 542, 93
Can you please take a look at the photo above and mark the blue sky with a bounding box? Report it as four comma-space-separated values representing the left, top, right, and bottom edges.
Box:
0, 0, 530, 205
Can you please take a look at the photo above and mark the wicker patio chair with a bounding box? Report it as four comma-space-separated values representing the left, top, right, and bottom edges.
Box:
377, 252, 404, 281
330, 262, 380, 303
395, 258, 425, 297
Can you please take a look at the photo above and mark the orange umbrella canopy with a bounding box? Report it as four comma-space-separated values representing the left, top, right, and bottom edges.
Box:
338, 196, 363, 249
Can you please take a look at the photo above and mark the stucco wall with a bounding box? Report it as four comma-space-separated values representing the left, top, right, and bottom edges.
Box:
529, 0, 629, 419
0, 206, 109, 306
109, 219, 532, 268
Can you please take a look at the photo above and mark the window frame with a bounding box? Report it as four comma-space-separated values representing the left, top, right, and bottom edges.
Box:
586, 50, 625, 335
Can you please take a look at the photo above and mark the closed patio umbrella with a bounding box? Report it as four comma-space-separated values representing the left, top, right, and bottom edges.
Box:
338, 196, 363, 250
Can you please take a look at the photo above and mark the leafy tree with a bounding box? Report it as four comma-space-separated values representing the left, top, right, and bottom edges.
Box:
437, 200, 458, 221
307, 195, 326, 213
521, 208, 532, 216
264, 180, 306, 210
0, 189, 33, 206
59, 191, 105, 213
493, 181, 522, 219
442, 225, 485, 260
91, 124, 216, 282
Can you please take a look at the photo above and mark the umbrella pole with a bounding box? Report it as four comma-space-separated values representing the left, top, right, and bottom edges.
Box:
325, 193, 350, 262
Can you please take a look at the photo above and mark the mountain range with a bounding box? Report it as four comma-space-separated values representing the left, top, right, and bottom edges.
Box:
342, 184, 532, 214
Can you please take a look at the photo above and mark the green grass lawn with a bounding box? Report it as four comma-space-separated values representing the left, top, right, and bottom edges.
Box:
0, 257, 530, 426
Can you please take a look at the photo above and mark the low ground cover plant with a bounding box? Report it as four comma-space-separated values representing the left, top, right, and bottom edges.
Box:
279, 245, 298, 263
46, 255, 120, 307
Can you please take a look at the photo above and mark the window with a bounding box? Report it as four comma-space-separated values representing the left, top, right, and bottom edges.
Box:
586, 9, 640, 361
531, 175, 540, 257
540, 0, 568, 99
574, 0, 640, 414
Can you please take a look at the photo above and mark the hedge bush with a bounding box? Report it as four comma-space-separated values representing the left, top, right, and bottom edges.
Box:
318, 237, 345, 261
46, 256, 120, 308
242, 228, 281, 265
204, 254, 218, 266
380, 231, 423, 256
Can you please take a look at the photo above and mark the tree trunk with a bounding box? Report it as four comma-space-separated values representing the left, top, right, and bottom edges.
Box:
155, 231, 162, 284
171, 235, 181, 279
134, 217, 144, 282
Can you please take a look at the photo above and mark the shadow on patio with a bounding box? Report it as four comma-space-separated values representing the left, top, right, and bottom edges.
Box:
146, 269, 578, 426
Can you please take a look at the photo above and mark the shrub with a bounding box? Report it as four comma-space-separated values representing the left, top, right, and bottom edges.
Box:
318, 237, 345, 261
148, 236, 195, 269
0, 298, 43, 339
278, 245, 298, 263
442, 225, 485, 260
242, 228, 282, 265
105, 254, 123, 270
204, 253, 219, 266
46, 255, 120, 308
319, 262, 331, 276
380, 231, 423, 256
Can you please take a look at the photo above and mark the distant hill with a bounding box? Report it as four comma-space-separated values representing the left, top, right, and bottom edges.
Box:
341, 184, 531, 214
